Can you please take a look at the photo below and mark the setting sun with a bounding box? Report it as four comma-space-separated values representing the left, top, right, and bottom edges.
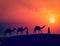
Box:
50, 18, 55, 24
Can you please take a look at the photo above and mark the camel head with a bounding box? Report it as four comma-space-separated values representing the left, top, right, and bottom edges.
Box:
41, 25, 46, 29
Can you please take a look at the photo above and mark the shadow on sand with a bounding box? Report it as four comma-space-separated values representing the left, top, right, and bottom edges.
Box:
0, 34, 60, 46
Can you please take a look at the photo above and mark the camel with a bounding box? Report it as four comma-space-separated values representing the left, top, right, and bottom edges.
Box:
17, 27, 28, 35
4, 28, 16, 35
33, 25, 45, 34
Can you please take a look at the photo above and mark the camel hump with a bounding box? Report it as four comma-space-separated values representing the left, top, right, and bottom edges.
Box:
17, 28, 23, 31
35, 26, 41, 28
34, 26, 41, 30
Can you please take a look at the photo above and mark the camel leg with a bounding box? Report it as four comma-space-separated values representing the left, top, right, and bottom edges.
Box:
21, 31, 23, 35
41, 31, 42, 34
26, 30, 28, 35
38, 30, 40, 34
9, 33, 12, 36
33, 31, 36, 34
17, 31, 19, 35
33, 31, 34, 34
17, 32, 18, 35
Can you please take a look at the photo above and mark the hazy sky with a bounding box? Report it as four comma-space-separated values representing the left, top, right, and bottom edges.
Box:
0, 0, 60, 34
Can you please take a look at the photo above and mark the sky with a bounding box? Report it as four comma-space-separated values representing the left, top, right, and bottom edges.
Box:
0, 0, 60, 35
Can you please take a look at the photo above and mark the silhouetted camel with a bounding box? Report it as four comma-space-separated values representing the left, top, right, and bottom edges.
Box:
17, 27, 28, 34
33, 25, 45, 34
4, 28, 16, 35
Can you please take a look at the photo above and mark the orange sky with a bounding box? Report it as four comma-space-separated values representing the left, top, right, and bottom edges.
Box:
0, 0, 60, 34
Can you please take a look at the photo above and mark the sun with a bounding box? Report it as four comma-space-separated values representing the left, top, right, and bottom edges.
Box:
50, 18, 55, 24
